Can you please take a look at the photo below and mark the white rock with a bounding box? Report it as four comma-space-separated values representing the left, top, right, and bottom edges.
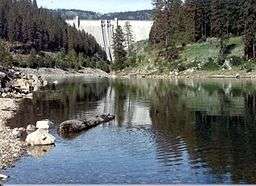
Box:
12, 128, 21, 138
12, 128, 26, 138
53, 80, 58, 85
2, 93, 7, 98
26, 129, 55, 146
0, 174, 8, 181
36, 120, 52, 129
43, 80, 48, 86
26, 124, 36, 132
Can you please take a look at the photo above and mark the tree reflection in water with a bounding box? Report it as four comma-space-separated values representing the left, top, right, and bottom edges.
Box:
7, 78, 256, 183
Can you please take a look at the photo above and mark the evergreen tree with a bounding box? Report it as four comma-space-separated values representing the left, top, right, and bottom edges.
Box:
33, 0, 38, 9
243, 0, 256, 59
211, 0, 229, 64
112, 25, 127, 69
0, 0, 106, 61
124, 21, 134, 56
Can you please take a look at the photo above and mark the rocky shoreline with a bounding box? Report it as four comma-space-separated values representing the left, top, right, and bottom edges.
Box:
0, 67, 111, 178
0, 98, 26, 170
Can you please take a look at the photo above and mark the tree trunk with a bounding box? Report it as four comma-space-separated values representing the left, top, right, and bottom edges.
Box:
253, 43, 256, 59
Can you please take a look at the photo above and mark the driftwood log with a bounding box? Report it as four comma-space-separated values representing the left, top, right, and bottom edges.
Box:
59, 114, 115, 137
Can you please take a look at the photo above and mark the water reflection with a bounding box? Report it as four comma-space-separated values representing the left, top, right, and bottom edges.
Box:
8, 78, 110, 129
27, 146, 55, 159
6, 78, 256, 184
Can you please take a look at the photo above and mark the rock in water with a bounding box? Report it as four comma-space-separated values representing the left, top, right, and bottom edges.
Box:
59, 114, 115, 136
36, 120, 52, 130
26, 129, 55, 146
0, 174, 8, 181
59, 120, 86, 133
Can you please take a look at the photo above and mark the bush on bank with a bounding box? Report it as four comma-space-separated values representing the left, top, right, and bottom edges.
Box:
0, 42, 111, 72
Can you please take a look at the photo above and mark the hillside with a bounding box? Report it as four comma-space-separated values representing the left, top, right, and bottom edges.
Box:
54, 9, 153, 20
118, 37, 254, 77
53, 9, 101, 20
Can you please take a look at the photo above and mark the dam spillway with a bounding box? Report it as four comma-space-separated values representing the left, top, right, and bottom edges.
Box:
66, 17, 153, 61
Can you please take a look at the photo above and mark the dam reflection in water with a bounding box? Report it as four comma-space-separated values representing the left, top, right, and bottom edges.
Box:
5, 78, 256, 184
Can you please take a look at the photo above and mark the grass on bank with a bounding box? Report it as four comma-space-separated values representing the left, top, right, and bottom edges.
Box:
122, 36, 256, 75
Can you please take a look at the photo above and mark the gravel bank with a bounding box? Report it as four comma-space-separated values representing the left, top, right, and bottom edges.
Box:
17, 67, 111, 79
0, 98, 25, 170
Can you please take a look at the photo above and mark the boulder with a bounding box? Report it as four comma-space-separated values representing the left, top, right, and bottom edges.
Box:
222, 60, 232, 70
26, 129, 55, 146
26, 124, 36, 133
0, 72, 7, 79
36, 120, 52, 129
12, 127, 26, 138
12, 78, 32, 92
0, 174, 8, 181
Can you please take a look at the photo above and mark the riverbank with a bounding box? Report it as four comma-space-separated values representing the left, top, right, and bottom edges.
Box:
0, 98, 26, 170
17, 67, 111, 80
113, 68, 256, 80
0, 67, 110, 174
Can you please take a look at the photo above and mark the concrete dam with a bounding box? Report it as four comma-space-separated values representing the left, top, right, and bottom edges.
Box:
66, 17, 153, 61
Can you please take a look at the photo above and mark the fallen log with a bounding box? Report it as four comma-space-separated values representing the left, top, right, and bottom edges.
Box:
59, 114, 115, 137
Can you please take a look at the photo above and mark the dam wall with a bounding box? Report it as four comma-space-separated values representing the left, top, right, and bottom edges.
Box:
66, 17, 153, 61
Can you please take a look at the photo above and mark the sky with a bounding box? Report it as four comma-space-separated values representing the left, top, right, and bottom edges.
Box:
37, 0, 153, 13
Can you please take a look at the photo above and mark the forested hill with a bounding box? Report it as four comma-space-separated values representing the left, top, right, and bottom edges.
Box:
101, 10, 153, 20
0, 0, 105, 59
150, 0, 256, 60
54, 9, 153, 20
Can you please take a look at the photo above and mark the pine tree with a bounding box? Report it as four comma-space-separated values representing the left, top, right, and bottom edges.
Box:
33, 0, 38, 9
211, 0, 229, 64
112, 25, 127, 69
244, 0, 256, 59
184, 0, 211, 41
124, 21, 134, 56
0, 0, 106, 62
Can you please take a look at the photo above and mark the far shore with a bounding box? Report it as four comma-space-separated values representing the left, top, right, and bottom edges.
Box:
113, 68, 256, 80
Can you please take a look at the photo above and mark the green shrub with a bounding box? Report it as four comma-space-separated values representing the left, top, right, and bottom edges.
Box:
0, 41, 14, 67
229, 56, 245, 66
240, 61, 255, 72
201, 57, 220, 70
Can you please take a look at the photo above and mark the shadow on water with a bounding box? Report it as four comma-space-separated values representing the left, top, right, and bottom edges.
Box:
5, 77, 256, 184
7, 77, 110, 130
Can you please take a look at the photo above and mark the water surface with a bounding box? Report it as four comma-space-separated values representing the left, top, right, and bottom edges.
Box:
4, 77, 256, 184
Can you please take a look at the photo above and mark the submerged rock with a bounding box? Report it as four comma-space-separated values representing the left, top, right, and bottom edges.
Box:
26, 129, 55, 146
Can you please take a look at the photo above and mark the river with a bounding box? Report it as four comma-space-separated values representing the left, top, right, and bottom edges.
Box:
4, 77, 256, 184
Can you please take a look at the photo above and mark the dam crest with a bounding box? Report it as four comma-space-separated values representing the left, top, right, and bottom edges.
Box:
66, 16, 153, 61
